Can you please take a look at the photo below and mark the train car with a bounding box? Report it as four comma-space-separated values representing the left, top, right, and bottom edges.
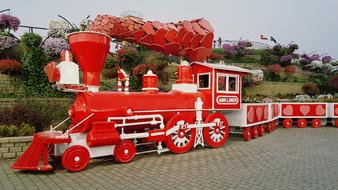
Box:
279, 102, 338, 128
224, 102, 279, 141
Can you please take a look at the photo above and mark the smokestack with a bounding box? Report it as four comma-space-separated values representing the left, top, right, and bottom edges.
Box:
68, 31, 111, 91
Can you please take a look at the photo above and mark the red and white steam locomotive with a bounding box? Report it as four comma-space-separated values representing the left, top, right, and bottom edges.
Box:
12, 32, 338, 172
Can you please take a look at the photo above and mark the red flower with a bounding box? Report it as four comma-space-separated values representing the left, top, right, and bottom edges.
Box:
285, 65, 296, 75
267, 64, 282, 74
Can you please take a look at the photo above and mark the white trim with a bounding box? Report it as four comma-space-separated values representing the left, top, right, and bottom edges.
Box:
197, 72, 211, 89
212, 69, 215, 109
190, 62, 252, 74
216, 73, 239, 94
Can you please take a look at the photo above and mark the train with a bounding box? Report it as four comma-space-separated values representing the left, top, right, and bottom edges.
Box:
12, 20, 338, 172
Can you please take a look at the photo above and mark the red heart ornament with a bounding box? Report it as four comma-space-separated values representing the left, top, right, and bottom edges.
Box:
256, 107, 263, 121
315, 105, 326, 116
283, 105, 293, 116
247, 107, 254, 123
300, 105, 310, 116
264, 106, 268, 120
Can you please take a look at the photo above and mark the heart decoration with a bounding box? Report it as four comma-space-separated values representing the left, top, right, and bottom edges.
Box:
335, 108, 338, 115
263, 106, 268, 120
256, 106, 263, 121
300, 105, 310, 116
247, 107, 254, 123
315, 105, 326, 116
283, 105, 293, 116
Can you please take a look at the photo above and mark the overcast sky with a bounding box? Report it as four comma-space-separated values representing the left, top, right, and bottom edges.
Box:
2, 0, 338, 58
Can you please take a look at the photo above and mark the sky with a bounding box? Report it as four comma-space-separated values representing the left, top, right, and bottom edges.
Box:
2, 0, 338, 58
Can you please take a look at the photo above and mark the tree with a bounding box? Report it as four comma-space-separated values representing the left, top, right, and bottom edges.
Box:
21, 33, 50, 96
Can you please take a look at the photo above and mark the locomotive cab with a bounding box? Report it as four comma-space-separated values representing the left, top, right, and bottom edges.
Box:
190, 62, 252, 110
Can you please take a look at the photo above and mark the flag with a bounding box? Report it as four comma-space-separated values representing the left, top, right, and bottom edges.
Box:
260, 34, 268, 40
270, 36, 277, 44
117, 65, 127, 81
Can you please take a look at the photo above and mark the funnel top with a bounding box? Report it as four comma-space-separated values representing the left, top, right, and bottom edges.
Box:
68, 31, 111, 40
68, 31, 111, 87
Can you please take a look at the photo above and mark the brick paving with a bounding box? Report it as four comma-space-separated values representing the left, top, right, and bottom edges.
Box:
1, 127, 338, 190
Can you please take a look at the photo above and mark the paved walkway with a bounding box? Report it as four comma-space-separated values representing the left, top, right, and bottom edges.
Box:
1, 127, 338, 190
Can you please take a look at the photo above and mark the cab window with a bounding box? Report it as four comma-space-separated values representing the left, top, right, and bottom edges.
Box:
217, 74, 238, 93
217, 75, 227, 91
198, 73, 210, 89
228, 76, 237, 91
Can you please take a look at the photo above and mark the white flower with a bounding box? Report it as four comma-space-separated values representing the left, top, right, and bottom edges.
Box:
48, 19, 71, 38
251, 69, 264, 82
79, 19, 91, 31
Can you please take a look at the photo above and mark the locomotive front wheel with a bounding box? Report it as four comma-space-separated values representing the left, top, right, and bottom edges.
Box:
297, 119, 307, 128
114, 140, 136, 163
243, 128, 251, 141
311, 119, 321, 128
251, 127, 258, 139
166, 114, 196, 154
203, 113, 229, 148
258, 125, 264, 137
62, 145, 90, 172
283, 119, 293, 128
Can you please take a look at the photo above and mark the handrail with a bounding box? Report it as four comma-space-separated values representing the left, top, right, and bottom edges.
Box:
49, 117, 70, 131
63, 113, 94, 136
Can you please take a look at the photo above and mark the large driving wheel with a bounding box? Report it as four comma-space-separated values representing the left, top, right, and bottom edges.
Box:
203, 113, 229, 148
166, 114, 196, 154
62, 145, 90, 172
114, 140, 136, 163
283, 118, 293, 128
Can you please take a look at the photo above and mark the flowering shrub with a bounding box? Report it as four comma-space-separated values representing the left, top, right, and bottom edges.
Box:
42, 37, 69, 57
0, 14, 21, 31
289, 44, 299, 51
0, 59, 22, 75
322, 56, 332, 64
47, 19, 71, 38
267, 64, 282, 74
309, 54, 320, 62
280, 54, 293, 63
285, 65, 296, 75
327, 75, 338, 91
79, 18, 91, 31
21, 33, 42, 48
0, 36, 18, 50
133, 63, 156, 77
223, 44, 237, 56
223, 40, 252, 59
251, 69, 264, 84
209, 53, 223, 62
302, 82, 320, 96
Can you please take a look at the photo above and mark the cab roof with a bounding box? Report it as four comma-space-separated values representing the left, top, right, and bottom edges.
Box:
190, 62, 253, 74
